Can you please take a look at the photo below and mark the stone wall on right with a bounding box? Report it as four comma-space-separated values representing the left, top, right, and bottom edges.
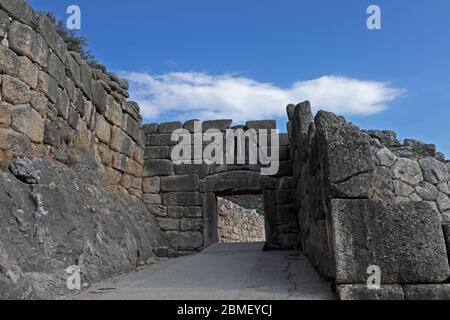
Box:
288, 101, 450, 300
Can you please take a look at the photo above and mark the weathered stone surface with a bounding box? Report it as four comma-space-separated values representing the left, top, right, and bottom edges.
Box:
0, 46, 20, 77
200, 171, 277, 193
163, 192, 203, 206
165, 231, 203, 250
144, 146, 170, 160
174, 164, 209, 179
338, 285, 404, 301
246, 120, 276, 130
365, 130, 401, 148
147, 205, 167, 217
35, 14, 67, 61
0, 102, 11, 128
143, 177, 160, 194
377, 147, 397, 168
181, 219, 203, 232
161, 175, 199, 192
67, 108, 80, 130
0, 128, 31, 154
146, 133, 176, 146
56, 88, 69, 119
47, 53, 67, 88
105, 95, 123, 127
37, 71, 58, 103
393, 180, 415, 197
110, 127, 133, 157
315, 111, 375, 198
112, 153, 127, 173
18, 56, 38, 89
9, 21, 48, 68
392, 158, 423, 186
415, 182, 440, 201
11, 105, 44, 143
92, 80, 107, 114
419, 157, 450, 184
202, 119, 232, 132
330, 199, 450, 284
403, 285, 450, 300
143, 159, 174, 177
168, 206, 203, 219
0, 9, 10, 38
65, 52, 81, 87
156, 218, 180, 231
158, 122, 182, 133
293, 101, 314, 163
142, 193, 162, 205
123, 114, 140, 142
9, 157, 40, 184
95, 115, 111, 144
142, 123, 159, 134
0, 0, 34, 26
80, 63, 93, 100
0, 155, 169, 299
1, 75, 30, 104
437, 192, 450, 212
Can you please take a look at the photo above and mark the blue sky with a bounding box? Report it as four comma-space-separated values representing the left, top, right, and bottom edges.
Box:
29, 0, 450, 156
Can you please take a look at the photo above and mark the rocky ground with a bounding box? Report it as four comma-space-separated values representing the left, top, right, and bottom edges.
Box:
0, 153, 168, 299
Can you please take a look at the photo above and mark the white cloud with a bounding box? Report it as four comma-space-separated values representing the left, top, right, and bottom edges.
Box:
121, 71, 404, 123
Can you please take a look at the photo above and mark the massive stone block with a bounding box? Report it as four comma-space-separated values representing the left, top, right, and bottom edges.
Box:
199, 171, 277, 193
165, 231, 203, 250
18, 56, 38, 89
315, 111, 375, 199
161, 175, 199, 192
0, 0, 34, 26
47, 53, 67, 89
35, 13, 67, 61
11, 105, 44, 143
330, 199, 450, 284
9, 21, 49, 68
0, 46, 20, 77
338, 285, 404, 301
0, 9, 10, 38
37, 71, 58, 103
403, 285, 450, 300
163, 192, 203, 206
1, 75, 30, 104
144, 159, 174, 177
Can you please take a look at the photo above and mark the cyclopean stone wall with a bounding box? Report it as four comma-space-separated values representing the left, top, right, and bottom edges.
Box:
217, 195, 266, 243
142, 120, 297, 254
287, 101, 450, 300
0, 0, 144, 198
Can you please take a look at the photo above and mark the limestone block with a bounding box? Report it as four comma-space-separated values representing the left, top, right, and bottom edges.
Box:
0, 0, 34, 27
47, 53, 67, 88
112, 153, 127, 173
8, 21, 48, 68
143, 193, 162, 205
158, 121, 182, 133
330, 199, 450, 284
67, 108, 80, 131
144, 146, 170, 160
0, 46, 20, 77
127, 158, 142, 177
95, 115, 111, 144
165, 231, 203, 250
415, 182, 440, 201
122, 114, 139, 141
0, 9, 9, 38
276, 204, 297, 223
11, 104, 43, 143
338, 285, 404, 301
80, 63, 93, 100
147, 205, 168, 218
376, 147, 397, 167
174, 164, 209, 179
156, 218, 180, 232
419, 157, 450, 184
199, 170, 277, 193
37, 71, 58, 103
110, 127, 133, 157
74, 88, 85, 117
202, 119, 232, 132
403, 285, 450, 300
92, 80, 106, 114
161, 175, 199, 192
293, 101, 314, 163
105, 95, 122, 126
246, 120, 276, 130
35, 14, 67, 61
181, 218, 203, 232
142, 123, 159, 134
66, 53, 81, 87
0, 128, 31, 154
56, 88, 69, 120
392, 158, 423, 186
143, 159, 174, 177
163, 192, 203, 206
315, 111, 375, 198
167, 207, 184, 219
0, 102, 11, 128
1, 75, 30, 104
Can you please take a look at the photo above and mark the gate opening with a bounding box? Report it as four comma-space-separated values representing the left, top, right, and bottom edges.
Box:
216, 195, 266, 243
